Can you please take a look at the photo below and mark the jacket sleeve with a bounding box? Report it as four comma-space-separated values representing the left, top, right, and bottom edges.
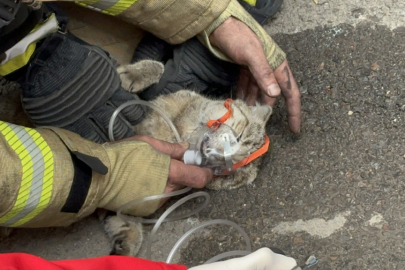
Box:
197, 0, 286, 70
75, 0, 231, 45
0, 253, 188, 270
0, 121, 169, 228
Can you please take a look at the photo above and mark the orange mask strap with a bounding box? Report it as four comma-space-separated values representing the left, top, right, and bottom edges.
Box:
213, 135, 270, 177
206, 99, 270, 176
232, 135, 270, 171
206, 99, 233, 128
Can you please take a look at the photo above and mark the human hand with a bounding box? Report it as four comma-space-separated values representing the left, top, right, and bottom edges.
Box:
114, 135, 213, 206
209, 17, 301, 133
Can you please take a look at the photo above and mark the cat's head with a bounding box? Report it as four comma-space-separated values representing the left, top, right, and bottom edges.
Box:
200, 99, 272, 170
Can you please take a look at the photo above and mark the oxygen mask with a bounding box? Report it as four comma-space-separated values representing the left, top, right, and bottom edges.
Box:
183, 124, 241, 175
183, 99, 270, 176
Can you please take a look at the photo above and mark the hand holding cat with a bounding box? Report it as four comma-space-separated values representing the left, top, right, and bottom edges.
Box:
115, 135, 213, 207
209, 17, 301, 134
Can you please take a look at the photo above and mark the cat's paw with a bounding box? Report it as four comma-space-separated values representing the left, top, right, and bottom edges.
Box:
104, 215, 143, 257
117, 60, 164, 93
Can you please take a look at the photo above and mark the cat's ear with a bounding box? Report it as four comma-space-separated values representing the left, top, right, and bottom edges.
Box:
250, 104, 272, 123
117, 60, 164, 93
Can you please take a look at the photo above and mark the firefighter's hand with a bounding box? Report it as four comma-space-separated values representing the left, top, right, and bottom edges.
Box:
209, 17, 301, 133
115, 135, 213, 207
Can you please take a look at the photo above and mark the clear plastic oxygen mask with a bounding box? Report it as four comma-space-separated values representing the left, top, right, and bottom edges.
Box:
183, 124, 241, 175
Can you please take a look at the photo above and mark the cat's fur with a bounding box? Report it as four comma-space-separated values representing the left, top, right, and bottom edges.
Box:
103, 60, 273, 257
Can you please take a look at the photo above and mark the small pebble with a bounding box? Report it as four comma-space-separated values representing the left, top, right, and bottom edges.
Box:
348, 111, 354, 115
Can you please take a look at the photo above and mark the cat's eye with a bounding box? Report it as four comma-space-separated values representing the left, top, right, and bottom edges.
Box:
237, 126, 246, 142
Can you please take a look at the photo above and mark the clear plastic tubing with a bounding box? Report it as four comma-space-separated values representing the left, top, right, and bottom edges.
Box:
116, 189, 210, 259
110, 99, 252, 264
166, 219, 252, 264
108, 99, 181, 143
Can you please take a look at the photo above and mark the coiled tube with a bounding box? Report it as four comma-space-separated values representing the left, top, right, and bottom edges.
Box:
108, 99, 181, 143
166, 219, 252, 264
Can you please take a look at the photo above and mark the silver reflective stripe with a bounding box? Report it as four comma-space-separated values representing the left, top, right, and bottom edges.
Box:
89, 0, 118, 11
0, 125, 45, 226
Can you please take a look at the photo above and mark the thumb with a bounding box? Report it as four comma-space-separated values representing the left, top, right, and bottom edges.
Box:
246, 48, 281, 98
113, 135, 189, 160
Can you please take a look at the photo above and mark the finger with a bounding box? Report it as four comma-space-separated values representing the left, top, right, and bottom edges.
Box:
115, 135, 189, 160
168, 159, 213, 189
274, 60, 302, 133
286, 97, 301, 133
260, 91, 277, 107
245, 77, 260, 106
236, 68, 250, 100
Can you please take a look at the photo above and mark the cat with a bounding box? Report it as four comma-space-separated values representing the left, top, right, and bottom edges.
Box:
102, 59, 273, 257
117, 60, 272, 190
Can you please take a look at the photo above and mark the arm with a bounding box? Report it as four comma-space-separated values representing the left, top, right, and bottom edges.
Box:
0, 121, 211, 228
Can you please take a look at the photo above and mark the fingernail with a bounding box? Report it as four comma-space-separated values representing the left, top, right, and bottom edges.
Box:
180, 141, 189, 150
267, 84, 281, 97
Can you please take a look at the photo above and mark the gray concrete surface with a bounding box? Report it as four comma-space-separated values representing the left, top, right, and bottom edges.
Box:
1, 1, 405, 269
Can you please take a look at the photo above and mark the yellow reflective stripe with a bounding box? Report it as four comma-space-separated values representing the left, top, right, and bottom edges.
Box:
76, 0, 100, 6
0, 122, 54, 227
76, 0, 137, 16
75, 1, 106, 14
12, 129, 54, 227
0, 43, 36, 76
0, 122, 34, 223
0, 13, 57, 76
242, 0, 257, 5
103, 0, 135, 15
75, 0, 100, 11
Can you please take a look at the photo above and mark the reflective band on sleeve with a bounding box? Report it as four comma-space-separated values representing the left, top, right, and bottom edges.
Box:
0, 43, 36, 76
0, 122, 54, 227
242, 0, 257, 5
0, 14, 59, 76
76, 0, 137, 16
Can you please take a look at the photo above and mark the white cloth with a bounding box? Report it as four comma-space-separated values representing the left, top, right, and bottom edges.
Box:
0, 15, 58, 65
189, 248, 299, 270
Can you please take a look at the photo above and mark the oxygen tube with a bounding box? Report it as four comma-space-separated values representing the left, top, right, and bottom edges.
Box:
108, 100, 317, 268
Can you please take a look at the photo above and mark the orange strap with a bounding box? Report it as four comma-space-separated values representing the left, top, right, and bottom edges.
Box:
214, 135, 270, 177
206, 99, 233, 128
231, 135, 270, 171
206, 99, 271, 176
